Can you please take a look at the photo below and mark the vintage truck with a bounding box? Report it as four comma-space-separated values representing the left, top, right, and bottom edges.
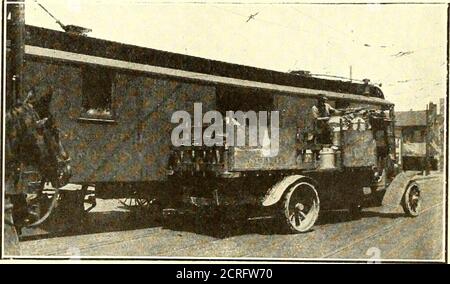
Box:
7, 24, 421, 233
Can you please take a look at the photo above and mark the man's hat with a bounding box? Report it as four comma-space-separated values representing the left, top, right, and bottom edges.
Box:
318, 94, 328, 101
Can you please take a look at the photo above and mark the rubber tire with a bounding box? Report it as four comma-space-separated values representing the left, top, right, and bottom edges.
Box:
402, 182, 421, 217
280, 181, 320, 234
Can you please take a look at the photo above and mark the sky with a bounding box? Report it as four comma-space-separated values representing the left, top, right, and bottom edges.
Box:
20, 0, 448, 111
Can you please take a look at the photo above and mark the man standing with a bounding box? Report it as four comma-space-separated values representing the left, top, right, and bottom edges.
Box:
311, 95, 340, 145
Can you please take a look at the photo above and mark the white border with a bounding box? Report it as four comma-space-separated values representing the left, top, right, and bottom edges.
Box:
1, 0, 447, 264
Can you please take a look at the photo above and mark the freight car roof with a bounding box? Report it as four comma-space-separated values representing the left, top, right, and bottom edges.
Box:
24, 25, 386, 101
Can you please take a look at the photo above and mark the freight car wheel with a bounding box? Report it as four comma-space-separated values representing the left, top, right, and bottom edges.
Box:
28, 183, 62, 228
402, 182, 421, 217
118, 194, 152, 209
11, 167, 60, 229
119, 196, 159, 215
281, 181, 320, 233
118, 197, 139, 208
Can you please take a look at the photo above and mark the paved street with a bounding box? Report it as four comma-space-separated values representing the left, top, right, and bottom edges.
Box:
19, 175, 445, 261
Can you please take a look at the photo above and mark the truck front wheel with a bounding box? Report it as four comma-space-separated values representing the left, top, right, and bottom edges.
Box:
280, 181, 320, 233
402, 182, 421, 217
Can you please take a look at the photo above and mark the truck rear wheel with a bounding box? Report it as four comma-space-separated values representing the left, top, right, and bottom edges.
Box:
281, 181, 320, 233
402, 182, 421, 217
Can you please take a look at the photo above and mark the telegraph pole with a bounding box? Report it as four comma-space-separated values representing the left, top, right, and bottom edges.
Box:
349, 65, 352, 82
425, 104, 430, 175
7, 0, 25, 107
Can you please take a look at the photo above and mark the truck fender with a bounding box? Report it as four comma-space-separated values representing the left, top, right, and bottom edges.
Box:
262, 175, 316, 207
380, 171, 419, 213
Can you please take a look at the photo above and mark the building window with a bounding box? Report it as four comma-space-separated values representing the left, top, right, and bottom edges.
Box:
413, 130, 424, 143
81, 65, 114, 120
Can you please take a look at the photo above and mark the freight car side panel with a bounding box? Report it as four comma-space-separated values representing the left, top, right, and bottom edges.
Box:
278, 94, 316, 150
24, 58, 213, 182
24, 59, 148, 182
228, 94, 317, 171
139, 78, 215, 181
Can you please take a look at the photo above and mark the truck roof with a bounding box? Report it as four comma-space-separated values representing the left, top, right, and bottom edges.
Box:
24, 24, 387, 103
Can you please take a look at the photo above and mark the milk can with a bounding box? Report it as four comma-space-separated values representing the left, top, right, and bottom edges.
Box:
332, 128, 341, 147
319, 147, 335, 169
303, 149, 314, 163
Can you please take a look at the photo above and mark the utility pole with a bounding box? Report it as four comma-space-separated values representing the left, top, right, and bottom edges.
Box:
425, 103, 430, 175
7, 0, 25, 107
349, 65, 352, 82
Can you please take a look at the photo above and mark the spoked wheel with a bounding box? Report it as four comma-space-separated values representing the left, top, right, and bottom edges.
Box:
26, 183, 60, 227
402, 182, 421, 217
118, 191, 158, 212
136, 197, 157, 209
281, 181, 320, 233
13, 177, 60, 229
118, 197, 140, 208
136, 197, 161, 218
119, 196, 154, 209
13, 159, 71, 230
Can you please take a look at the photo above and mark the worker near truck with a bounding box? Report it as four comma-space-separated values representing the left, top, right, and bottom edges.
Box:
311, 95, 341, 144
